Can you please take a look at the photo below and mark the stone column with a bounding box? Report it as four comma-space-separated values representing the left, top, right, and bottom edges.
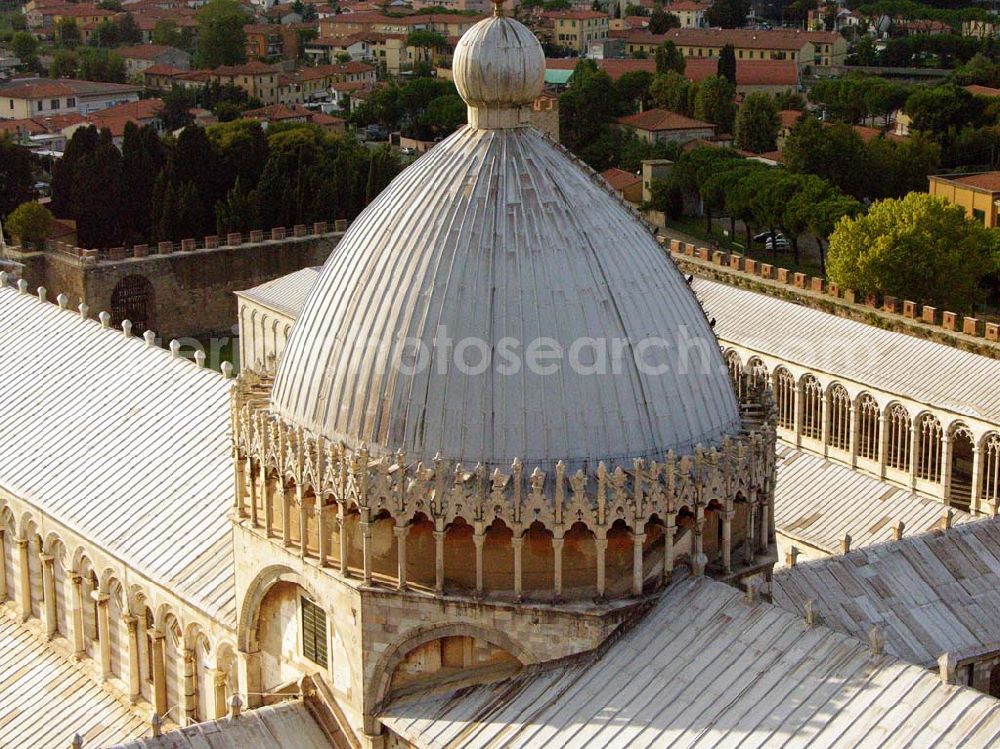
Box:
941, 432, 953, 505
693, 510, 705, 575
261, 473, 273, 538
208, 668, 228, 719
744, 505, 756, 565
40, 552, 56, 638
512, 534, 523, 600
848, 403, 859, 468
361, 514, 373, 584
237, 650, 262, 709
594, 530, 607, 599
298, 487, 309, 558
433, 526, 445, 594
124, 615, 141, 704
70, 572, 86, 659
150, 631, 167, 716
792, 380, 804, 448
909, 421, 919, 489
473, 529, 485, 596
552, 530, 564, 601
970, 445, 983, 516
281, 486, 292, 547
394, 525, 408, 590
247, 462, 258, 527
17, 537, 30, 621
631, 531, 645, 596
878, 409, 890, 479
0, 529, 7, 603
663, 516, 675, 584
183, 648, 197, 726
95, 592, 112, 680
722, 510, 734, 573
317, 502, 328, 566
337, 505, 349, 577
820, 392, 831, 456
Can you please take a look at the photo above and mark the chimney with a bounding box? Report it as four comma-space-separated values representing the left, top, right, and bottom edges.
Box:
228, 694, 243, 719
70, 735, 83, 749
943, 509, 954, 530
938, 651, 956, 684
839, 533, 851, 555
868, 625, 885, 658
892, 520, 905, 541
784, 545, 799, 567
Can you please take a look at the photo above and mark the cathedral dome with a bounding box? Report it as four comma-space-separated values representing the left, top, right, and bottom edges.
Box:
270, 13, 741, 469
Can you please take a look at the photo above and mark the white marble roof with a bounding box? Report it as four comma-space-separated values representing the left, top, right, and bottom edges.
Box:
0, 284, 236, 625
774, 519, 1000, 669
775, 444, 973, 555
693, 277, 1000, 423
380, 576, 1000, 748
272, 125, 741, 468
236, 266, 322, 319
0, 611, 147, 747
108, 700, 333, 749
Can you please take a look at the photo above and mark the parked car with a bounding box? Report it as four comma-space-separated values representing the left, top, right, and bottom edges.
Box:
752, 230, 790, 251
400, 146, 416, 156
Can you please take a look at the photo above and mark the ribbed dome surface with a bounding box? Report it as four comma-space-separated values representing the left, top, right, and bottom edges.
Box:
271, 126, 741, 467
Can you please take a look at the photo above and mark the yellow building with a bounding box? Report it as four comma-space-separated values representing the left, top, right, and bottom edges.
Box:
625, 28, 846, 67
928, 172, 1000, 227
547, 10, 609, 54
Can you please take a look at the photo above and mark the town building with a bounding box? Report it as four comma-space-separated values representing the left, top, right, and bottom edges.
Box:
0, 77, 141, 119
625, 28, 847, 67
117, 44, 192, 77
545, 9, 609, 54
616, 107, 717, 144
244, 23, 300, 61
601, 166, 643, 203
928, 172, 1000, 228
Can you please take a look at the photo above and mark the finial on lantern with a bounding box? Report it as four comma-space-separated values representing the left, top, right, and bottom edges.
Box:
492, 0, 503, 16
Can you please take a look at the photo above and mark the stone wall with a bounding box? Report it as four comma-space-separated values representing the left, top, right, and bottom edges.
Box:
8, 225, 344, 340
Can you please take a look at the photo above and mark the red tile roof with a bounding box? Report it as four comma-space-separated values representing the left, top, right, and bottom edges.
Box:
682, 58, 799, 87
545, 57, 655, 81
778, 109, 804, 129
942, 172, 1000, 192
544, 10, 607, 19
627, 27, 840, 50
965, 84, 1000, 98
116, 44, 182, 59
601, 167, 641, 191
617, 108, 715, 132
1, 81, 76, 99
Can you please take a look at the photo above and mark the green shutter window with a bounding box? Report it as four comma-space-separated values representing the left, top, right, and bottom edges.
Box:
301, 596, 328, 666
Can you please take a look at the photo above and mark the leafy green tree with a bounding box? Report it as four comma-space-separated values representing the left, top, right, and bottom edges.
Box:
783, 115, 868, 199
152, 19, 186, 49
162, 85, 197, 129
904, 83, 979, 135
6, 201, 53, 248
49, 49, 79, 79
705, 0, 749, 28
647, 7, 680, 33
215, 176, 258, 235
865, 132, 939, 199
654, 40, 684, 74
120, 122, 166, 243
415, 94, 466, 139
785, 174, 860, 273
0, 136, 35, 220
559, 59, 623, 166
650, 70, 693, 115
406, 29, 447, 51
693, 75, 736, 133
717, 43, 736, 85
828, 193, 998, 310
616, 70, 653, 112
734, 93, 778, 153
68, 127, 123, 247
194, 0, 248, 68
78, 48, 126, 82
56, 18, 81, 48
11, 31, 38, 68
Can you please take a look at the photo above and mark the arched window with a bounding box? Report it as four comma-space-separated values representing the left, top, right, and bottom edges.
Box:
725, 350, 742, 397
916, 414, 942, 482
980, 433, 1000, 510
774, 368, 795, 430
110, 275, 154, 334
887, 404, 911, 472
828, 384, 851, 451
949, 425, 975, 512
747, 358, 768, 393
857, 394, 880, 461
801, 375, 823, 440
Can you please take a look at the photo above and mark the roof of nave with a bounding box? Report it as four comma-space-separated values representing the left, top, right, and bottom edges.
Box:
692, 277, 1000, 424
380, 575, 1000, 748
774, 444, 974, 555
0, 611, 148, 747
108, 699, 334, 749
774, 518, 1000, 670
0, 282, 236, 626
237, 266, 322, 320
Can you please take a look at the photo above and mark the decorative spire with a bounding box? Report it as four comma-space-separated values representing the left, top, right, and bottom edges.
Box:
492, 0, 503, 17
